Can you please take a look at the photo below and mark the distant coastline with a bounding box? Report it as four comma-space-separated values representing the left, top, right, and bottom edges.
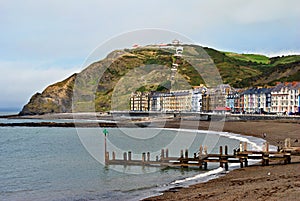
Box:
1, 112, 300, 127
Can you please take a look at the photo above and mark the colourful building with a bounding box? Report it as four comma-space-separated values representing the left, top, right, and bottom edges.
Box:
130, 82, 300, 115
242, 88, 271, 113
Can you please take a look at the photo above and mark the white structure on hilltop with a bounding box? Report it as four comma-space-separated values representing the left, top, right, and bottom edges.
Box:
172, 39, 180, 45
174, 46, 183, 56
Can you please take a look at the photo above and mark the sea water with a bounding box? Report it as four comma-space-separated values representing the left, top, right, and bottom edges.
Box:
0, 115, 267, 201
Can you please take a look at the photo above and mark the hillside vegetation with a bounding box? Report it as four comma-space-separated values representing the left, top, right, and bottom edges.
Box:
224, 52, 270, 64
20, 45, 300, 115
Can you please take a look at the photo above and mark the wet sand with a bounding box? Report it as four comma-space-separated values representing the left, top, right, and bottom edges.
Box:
145, 119, 300, 201
144, 160, 300, 201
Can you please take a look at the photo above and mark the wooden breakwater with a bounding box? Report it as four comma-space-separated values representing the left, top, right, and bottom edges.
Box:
0, 122, 119, 127
105, 138, 300, 171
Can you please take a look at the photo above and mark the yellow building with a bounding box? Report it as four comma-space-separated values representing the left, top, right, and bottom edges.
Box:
130, 92, 150, 111
149, 90, 192, 112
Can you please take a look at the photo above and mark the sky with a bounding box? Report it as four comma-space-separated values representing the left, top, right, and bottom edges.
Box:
0, 0, 299, 110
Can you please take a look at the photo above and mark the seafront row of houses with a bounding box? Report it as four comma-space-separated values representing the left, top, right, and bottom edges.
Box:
130, 82, 300, 115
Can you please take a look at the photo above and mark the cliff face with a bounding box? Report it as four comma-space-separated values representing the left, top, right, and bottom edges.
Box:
20, 74, 76, 115
19, 45, 300, 115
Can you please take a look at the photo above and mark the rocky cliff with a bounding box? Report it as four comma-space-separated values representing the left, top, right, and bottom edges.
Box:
20, 74, 76, 115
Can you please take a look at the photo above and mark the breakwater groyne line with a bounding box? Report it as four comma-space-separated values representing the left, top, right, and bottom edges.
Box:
0, 122, 118, 127
105, 138, 300, 171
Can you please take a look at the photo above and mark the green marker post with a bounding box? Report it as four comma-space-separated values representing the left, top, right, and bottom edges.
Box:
103, 129, 109, 164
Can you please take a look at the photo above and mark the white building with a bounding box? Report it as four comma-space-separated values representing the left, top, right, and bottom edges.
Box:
271, 82, 300, 114
191, 86, 206, 112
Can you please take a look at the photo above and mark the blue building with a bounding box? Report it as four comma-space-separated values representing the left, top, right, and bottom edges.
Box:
298, 93, 300, 114
226, 92, 239, 112
242, 88, 272, 114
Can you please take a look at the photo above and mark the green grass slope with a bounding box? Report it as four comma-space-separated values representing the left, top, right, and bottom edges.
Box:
224, 52, 270, 64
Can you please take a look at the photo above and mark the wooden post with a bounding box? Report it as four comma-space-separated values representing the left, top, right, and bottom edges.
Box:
243, 142, 247, 151
240, 158, 244, 168
265, 154, 269, 166
262, 152, 269, 166
225, 145, 229, 171
128, 151, 132, 161
262, 144, 267, 165
161, 149, 165, 160
204, 146, 208, 155
142, 152, 146, 163
225, 161, 229, 171
219, 146, 223, 168
204, 162, 208, 170
185, 149, 189, 159
123, 152, 127, 161
180, 149, 184, 158
263, 142, 269, 152
285, 138, 291, 148
285, 138, 288, 148
284, 152, 291, 164
156, 155, 158, 161
166, 148, 169, 158
147, 152, 150, 162
199, 145, 203, 156
245, 158, 248, 167
287, 154, 291, 164
194, 153, 196, 159
112, 151, 115, 160
239, 142, 243, 152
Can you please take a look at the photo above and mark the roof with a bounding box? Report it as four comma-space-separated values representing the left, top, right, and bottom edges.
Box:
242, 88, 272, 95
272, 82, 300, 92
214, 106, 231, 111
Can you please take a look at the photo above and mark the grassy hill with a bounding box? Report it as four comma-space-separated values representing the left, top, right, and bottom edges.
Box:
20, 45, 300, 114
223, 52, 270, 64
205, 47, 300, 87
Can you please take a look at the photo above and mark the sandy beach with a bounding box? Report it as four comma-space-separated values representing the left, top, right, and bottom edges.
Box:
144, 119, 300, 201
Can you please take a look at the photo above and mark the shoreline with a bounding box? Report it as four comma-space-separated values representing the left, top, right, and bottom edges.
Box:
143, 119, 300, 201
1, 113, 300, 200
143, 158, 300, 201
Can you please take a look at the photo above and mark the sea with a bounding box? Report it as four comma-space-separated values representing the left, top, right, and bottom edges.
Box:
0, 111, 268, 201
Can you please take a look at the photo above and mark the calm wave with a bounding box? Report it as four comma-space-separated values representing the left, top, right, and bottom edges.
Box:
0, 118, 267, 201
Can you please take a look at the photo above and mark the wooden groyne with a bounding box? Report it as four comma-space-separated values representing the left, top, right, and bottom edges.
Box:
0, 122, 119, 127
104, 138, 300, 171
